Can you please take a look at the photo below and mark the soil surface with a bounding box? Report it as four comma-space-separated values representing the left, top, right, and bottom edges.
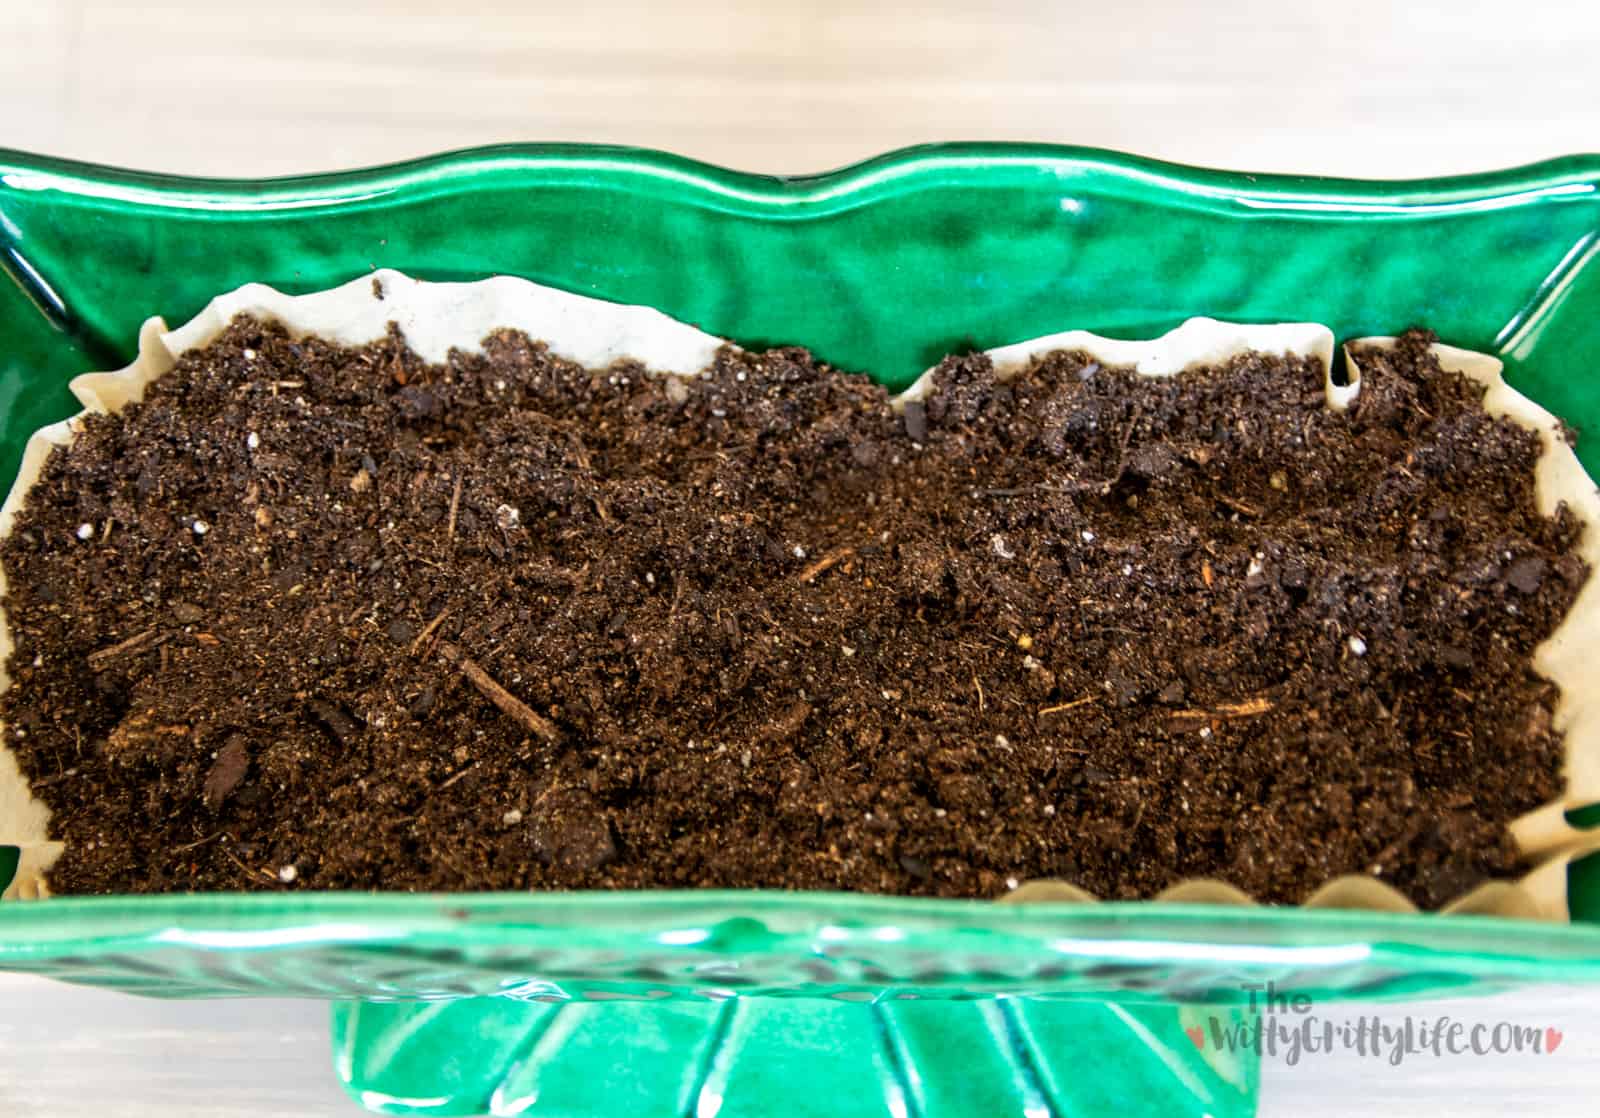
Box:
0, 321, 1587, 905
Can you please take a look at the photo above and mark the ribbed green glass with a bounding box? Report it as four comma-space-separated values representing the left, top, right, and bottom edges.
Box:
3, 143, 1600, 1115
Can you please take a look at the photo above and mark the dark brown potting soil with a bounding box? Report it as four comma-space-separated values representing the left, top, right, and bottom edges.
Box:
0, 322, 1587, 905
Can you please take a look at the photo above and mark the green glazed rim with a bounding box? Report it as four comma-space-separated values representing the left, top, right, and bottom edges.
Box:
3, 142, 1600, 1001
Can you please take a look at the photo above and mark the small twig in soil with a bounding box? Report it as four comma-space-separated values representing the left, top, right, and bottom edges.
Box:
436, 762, 480, 791
1167, 696, 1274, 731
558, 433, 609, 521
436, 640, 560, 743
797, 545, 856, 584
221, 847, 275, 882
411, 606, 453, 656
1216, 494, 1261, 518
1213, 697, 1273, 718
87, 627, 167, 668
1367, 817, 1426, 876
1051, 478, 1118, 496
567, 431, 594, 471
172, 830, 225, 853
447, 473, 464, 539
757, 610, 813, 648
1039, 695, 1099, 717
973, 671, 985, 712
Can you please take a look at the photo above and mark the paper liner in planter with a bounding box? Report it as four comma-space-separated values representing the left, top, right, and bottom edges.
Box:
1, 271, 1594, 920
0, 271, 726, 900
1340, 339, 1600, 866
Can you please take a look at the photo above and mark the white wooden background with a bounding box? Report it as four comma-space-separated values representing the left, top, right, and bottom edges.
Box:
5, 0, 1600, 1113
7, 0, 1600, 179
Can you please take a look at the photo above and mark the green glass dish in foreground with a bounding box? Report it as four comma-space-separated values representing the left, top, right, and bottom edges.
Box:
3, 141, 1600, 1004
5, 890, 1600, 999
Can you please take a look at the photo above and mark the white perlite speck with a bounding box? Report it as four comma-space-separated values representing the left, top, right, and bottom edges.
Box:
990, 533, 1016, 560
1348, 635, 1368, 657
191, 520, 209, 536
495, 504, 521, 531
1081, 530, 1095, 543
502, 809, 524, 826
75, 522, 94, 540
277, 865, 297, 883
793, 545, 807, 559
247, 431, 260, 450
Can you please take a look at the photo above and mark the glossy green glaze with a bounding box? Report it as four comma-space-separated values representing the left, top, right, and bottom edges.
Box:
7, 145, 1600, 487
330, 996, 1258, 1117
4, 143, 1600, 1115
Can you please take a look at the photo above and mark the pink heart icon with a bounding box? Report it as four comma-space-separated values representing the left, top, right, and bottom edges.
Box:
1185, 1025, 1206, 1051
1546, 1027, 1564, 1054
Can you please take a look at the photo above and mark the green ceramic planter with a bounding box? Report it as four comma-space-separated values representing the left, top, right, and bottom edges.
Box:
3, 142, 1600, 1117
